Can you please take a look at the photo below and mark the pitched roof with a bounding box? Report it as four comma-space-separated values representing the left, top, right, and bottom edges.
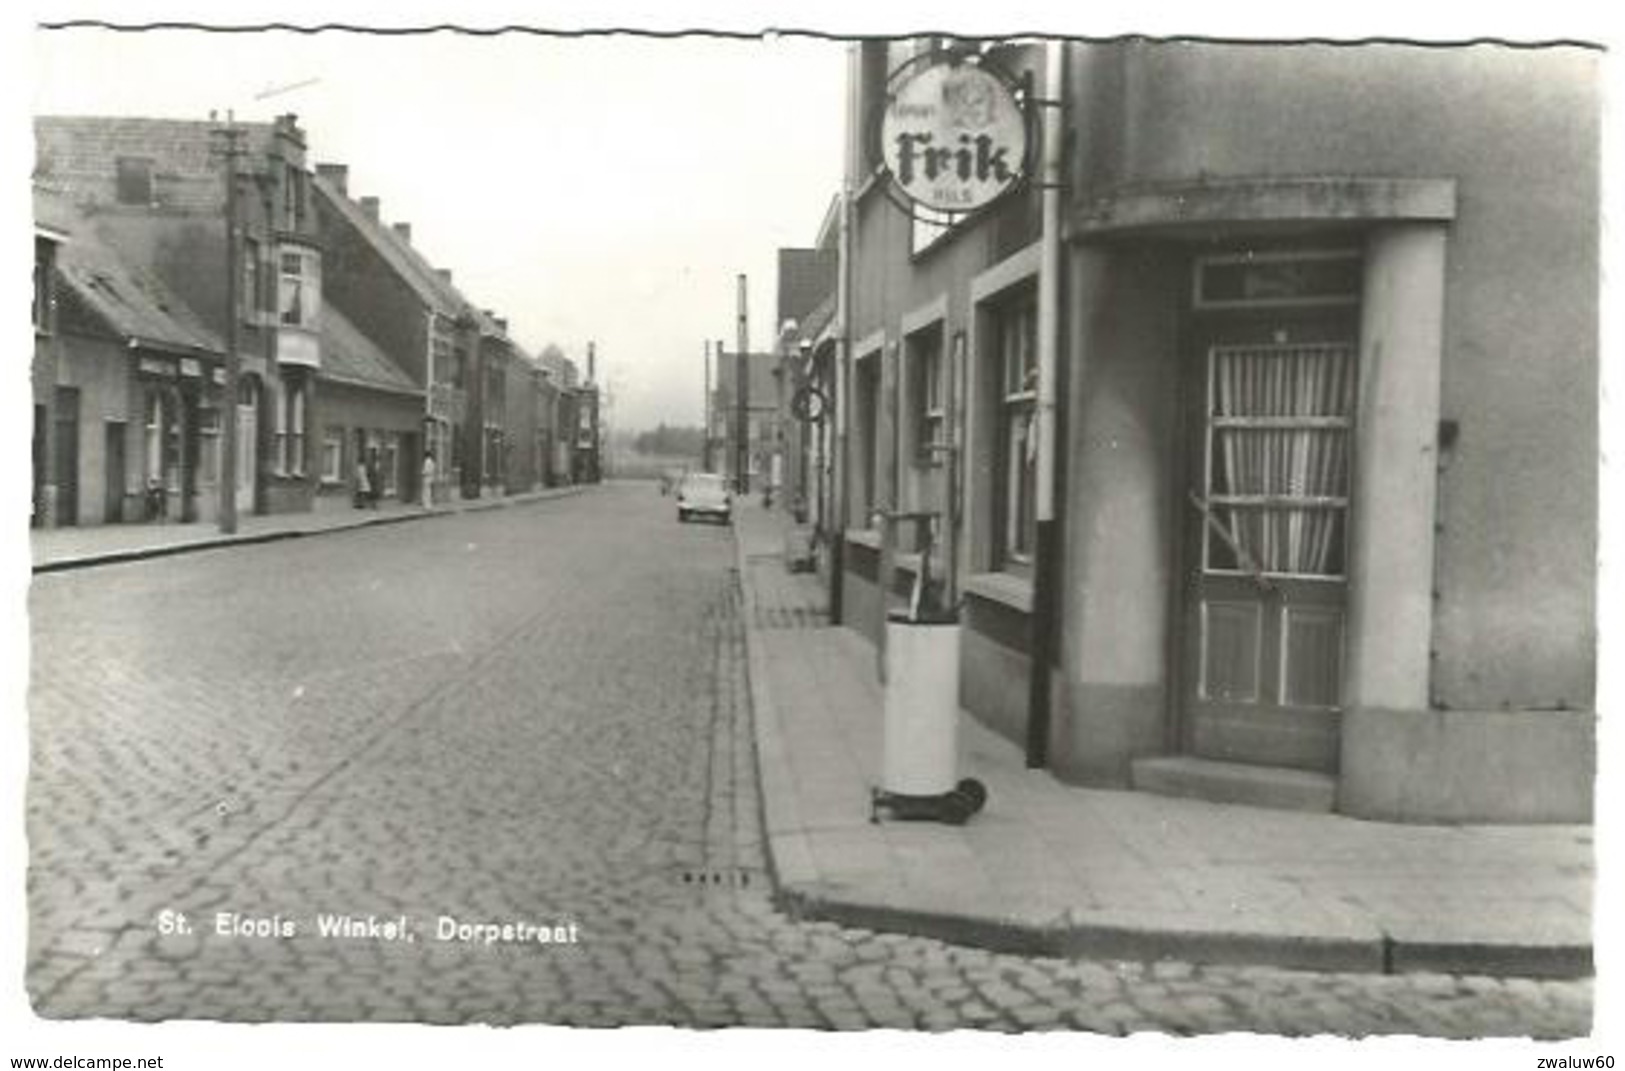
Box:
33, 182, 75, 240
777, 246, 837, 330
798, 292, 836, 346
48, 198, 222, 356
320, 305, 421, 396
313, 174, 505, 337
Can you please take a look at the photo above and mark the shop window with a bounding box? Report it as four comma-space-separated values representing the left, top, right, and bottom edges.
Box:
382, 433, 399, 496
116, 157, 153, 205
197, 408, 221, 485
270, 379, 305, 476
144, 392, 163, 484
270, 380, 286, 474
484, 425, 503, 484
288, 385, 306, 477
278, 249, 321, 329
855, 350, 881, 525
907, 325, 945, 464
321, 427, 344, 483
991, 291, 1037, 568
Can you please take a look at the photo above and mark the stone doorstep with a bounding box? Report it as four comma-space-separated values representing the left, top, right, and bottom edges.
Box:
1130, 755, 1337, 813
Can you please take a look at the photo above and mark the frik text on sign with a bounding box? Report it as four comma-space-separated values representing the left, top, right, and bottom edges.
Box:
880, 57, 1027, 215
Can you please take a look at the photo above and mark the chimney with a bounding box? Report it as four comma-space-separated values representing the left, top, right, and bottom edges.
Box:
359, 196, 380, 220
315, 163, 348, 196
393, 222, 412, 244
587, 341, 596, 383
436, 269, 452, 284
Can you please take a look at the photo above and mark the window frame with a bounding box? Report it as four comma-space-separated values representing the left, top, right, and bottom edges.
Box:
993, 292, 1039, 568
1192, 248, 1363, 311
907, 325, 947, 466
116, 156, 154, 206
242, 238, 262, 321
144, 391, 164, 485
288, 383, 306, 477
197, 406, 221, 485
852, 333, 886, 528
321, 426, 344, 484
278, 247, 321, 329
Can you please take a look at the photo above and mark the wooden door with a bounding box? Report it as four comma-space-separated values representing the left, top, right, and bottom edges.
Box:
1180, 314, 1357, 772
53, 388, 79, 527
104, 421, 126, 523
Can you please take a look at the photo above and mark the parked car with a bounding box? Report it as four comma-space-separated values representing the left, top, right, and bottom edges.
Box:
676, 472, 731, 524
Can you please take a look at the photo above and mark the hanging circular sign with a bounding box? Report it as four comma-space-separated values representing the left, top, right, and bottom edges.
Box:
790, 386, 827, 424
879, 57, 1028, 215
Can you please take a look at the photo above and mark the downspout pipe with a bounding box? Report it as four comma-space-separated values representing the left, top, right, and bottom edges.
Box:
1026, 40, 1066, 769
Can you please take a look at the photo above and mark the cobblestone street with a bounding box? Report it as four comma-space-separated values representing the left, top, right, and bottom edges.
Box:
25, 484, 1593, 1035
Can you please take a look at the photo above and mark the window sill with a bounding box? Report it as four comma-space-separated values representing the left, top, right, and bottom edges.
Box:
964, 571, 1035, 614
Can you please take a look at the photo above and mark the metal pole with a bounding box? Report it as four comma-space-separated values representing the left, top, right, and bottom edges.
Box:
716, 338, 725, 475
829, 43, 859, 625
214, 114, 242, 535
736, 274, 750, 496
1026, 41, 1066, 769
703, 340, 712, 472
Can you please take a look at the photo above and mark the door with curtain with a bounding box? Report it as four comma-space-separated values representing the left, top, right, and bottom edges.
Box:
1180, 312, 1358, 772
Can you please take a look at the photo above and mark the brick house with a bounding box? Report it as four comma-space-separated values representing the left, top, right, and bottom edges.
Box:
33, 114, 322, 523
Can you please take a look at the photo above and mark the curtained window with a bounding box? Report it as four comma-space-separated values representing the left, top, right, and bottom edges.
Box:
993, 291, 1038, 567
1205, 342, 1356, 579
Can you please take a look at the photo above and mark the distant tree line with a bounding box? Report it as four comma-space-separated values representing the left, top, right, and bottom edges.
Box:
632, 424, 705, 457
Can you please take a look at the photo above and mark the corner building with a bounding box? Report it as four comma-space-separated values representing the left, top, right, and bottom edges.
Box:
837, 40, 1598, 823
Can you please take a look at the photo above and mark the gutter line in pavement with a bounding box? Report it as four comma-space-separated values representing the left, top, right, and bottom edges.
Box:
31, 486, 589, 575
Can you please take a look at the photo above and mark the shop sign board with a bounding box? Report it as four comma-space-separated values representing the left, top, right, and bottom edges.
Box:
879, 56, 1028, 215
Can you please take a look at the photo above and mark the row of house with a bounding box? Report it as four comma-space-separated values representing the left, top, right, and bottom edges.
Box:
31, 113, 602, 530
769, 39, 1599, 825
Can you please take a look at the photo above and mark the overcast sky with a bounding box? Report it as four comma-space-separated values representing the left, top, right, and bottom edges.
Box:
31, 27, 847, 433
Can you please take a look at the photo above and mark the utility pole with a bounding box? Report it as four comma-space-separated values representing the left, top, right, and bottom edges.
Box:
736, 274, 749, 496
211, 113, 246, 535
703, 340, 712, 472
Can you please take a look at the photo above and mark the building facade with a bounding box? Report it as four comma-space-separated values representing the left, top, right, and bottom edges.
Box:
712, 351, 784, 495
832, 40, 1598, 823
33, 114, 324, 525
776, 219, 840, 520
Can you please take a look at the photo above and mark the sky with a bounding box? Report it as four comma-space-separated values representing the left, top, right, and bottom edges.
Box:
29, 26, 848, 433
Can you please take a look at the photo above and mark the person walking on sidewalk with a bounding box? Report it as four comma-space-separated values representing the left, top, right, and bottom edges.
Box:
353, 454, 371, 509
365, 448, 383, 509
421, 448, 437, 509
